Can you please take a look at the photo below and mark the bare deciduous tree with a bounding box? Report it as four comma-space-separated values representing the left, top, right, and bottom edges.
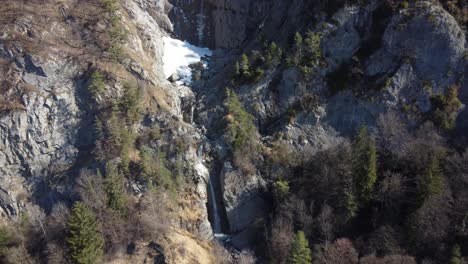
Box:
315, 238, 358, 264
360, 254, 417, 264
317, 204, 334, 244
269, 216, 294, 264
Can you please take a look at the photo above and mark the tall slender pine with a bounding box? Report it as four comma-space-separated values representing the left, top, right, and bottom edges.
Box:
67, 202, 104, 264
352, 124, 377, 206
287, 231, 312, 264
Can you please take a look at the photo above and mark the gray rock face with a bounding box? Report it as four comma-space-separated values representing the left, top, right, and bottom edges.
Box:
320, 1, 466, 135
169, 0, 257, 48
169, 0, 307, 49
0, 49, 84, 219
383, 2, 465, 81
323, 5, 363, 70
220, 162, 266, 234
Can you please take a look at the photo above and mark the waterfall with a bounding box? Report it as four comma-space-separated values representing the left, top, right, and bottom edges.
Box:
196, 0, 206, 45
196, 144, 224, 236
208, 172, 222, 233
189, 104, 194, 124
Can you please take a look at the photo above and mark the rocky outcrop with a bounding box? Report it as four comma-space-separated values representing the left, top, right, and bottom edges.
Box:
0, 45, 86, 219
382, 2, 465, 81
220, 161, 267, 248
221, 162, 266, 231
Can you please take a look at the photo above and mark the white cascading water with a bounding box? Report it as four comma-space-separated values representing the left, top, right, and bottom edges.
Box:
196, 0, 206, 45
196, 144, 225, 238
208, 170, 222, 233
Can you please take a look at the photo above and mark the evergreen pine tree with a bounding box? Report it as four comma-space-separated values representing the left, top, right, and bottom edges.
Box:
234, 61, 240, 78
265, 42, 281, 67
104, 162, 127, 214
93, 117, 106, 161
293, 32, 303, 66
224, 89, 255, 150
418, 155, 443, 205
240, 54, 250, 78
287, 231, 312, 264
344, 190, 358, 218
108, 103, 121, 150
450, 244, 462, 264
119, 82, 141, 125
67, 202, 104, 264
303, 31, 321, 66
352, 124, 377, 206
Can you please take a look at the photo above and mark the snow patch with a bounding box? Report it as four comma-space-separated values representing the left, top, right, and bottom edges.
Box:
163, 36, 212, 85
194, 161, 209, 178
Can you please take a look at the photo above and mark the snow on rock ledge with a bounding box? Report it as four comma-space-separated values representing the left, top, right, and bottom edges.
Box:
163, 36, 212, 85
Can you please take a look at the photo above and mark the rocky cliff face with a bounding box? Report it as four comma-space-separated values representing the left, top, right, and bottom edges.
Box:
169, 0, 311, 49
188, 0, 466, 250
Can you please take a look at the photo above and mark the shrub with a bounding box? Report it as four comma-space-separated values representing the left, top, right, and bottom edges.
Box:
108, 43, 124, 63
140, 148, 177, 197
88, 71, 106, 97
429, 85, 462, 130
252, 68, 265, 82
102, 0, 119, 13
0, 227, 13, 256
379, 78, 392, 90
274, 180, 290, 201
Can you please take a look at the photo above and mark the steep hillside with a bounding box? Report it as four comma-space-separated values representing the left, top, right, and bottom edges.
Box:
0, 0, 215, 263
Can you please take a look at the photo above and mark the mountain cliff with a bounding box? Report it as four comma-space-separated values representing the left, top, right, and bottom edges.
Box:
0, 0, 466, 263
